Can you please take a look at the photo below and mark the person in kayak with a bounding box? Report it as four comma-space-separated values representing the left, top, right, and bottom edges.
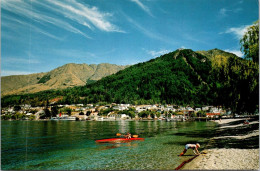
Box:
179, 143, 200, 156
125, 132, 132, 139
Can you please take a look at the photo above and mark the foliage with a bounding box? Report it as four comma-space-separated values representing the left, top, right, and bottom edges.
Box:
196, 110, 206, 117
2, 113, 27, 120
40, 108, 51, 119
61, 107, 72, 116
51, 106, 59, 117
211, 55, 259, 114
117, 109, 136, 118
1, 114, 12, 120
79, 111, 84, 115
38, 74, 51, 84
138, 111, 149, 118
14, 105, 21, 111
98, 108, 113, 116
1, 49, 258, 115
240, 20, 259, 63
29, 115, 36, 120
86, 111, 91, 116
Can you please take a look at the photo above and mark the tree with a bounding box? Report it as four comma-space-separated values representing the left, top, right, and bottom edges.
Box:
197, 110, 206, 117
51, 106, 58, 117
14, 105, 21, 111
86, 111, 91, 116
43, 108, 51, 118
240, 20, 259, 63
62, 107, 72, 116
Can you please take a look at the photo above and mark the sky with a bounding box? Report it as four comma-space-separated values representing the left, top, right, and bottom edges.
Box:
1, 0, 259, 76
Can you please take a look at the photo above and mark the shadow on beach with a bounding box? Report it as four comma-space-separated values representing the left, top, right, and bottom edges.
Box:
167, 118, 259, 149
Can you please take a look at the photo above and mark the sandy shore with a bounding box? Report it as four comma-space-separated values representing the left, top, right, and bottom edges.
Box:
181, 148, 259, 170
181, 118, 259, 170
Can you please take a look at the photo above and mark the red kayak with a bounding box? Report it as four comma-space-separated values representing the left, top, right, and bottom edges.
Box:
96, 137, 144, 143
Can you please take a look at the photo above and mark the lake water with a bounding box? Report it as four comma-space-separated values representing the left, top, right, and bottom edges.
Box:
1, 120, 217, 170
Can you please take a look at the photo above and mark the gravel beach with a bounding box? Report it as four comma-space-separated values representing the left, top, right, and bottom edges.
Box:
181, 118, 259, 170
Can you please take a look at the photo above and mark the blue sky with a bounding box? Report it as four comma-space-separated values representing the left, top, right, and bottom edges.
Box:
1, 0, 259, 76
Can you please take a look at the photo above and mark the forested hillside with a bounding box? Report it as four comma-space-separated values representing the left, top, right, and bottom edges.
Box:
2, 48, 258, 114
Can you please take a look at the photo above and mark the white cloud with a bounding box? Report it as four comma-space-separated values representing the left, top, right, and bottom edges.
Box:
131, 0, 153, 17
223, 25, 250, 39
219, 7, 243, 17
46, 0, 124, 32
147, 49, 170, 57
2, 14, 64, 40
1, 70, 33, 76
124, 15, 176, 45
2, 57, 41, 64
224, 49, 243, 57
1, 0, 124, 40
219, 8, 228, 16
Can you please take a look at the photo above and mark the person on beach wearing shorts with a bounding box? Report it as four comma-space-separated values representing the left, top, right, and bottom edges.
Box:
179, 143, 200, 156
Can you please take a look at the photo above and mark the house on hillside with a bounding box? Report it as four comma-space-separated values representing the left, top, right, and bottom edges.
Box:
89, 112, 99, 120
113, 105, 127, 111
107, 113, 131, 120
195, 108, 201, 112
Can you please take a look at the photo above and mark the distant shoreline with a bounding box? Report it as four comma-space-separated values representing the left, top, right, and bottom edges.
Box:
181, 118, 259, 170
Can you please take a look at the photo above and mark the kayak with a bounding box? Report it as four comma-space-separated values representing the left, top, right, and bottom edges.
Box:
95, 137, 144, 143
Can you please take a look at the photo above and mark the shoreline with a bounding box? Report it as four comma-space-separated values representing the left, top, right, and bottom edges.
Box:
181, 118, 259, 170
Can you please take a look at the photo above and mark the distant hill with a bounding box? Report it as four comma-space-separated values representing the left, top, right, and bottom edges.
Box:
2, 49, 258, 114
1, 63, 127, 96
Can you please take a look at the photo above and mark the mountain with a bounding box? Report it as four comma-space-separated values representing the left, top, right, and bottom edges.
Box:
83, 49, 214, 106
1, 63, 127, 96
2, 49, 258, 114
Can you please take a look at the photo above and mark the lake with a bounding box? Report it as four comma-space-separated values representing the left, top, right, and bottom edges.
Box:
1, 120, 217, 170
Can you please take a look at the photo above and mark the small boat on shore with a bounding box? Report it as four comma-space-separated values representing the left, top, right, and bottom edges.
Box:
95, 137, 144, 143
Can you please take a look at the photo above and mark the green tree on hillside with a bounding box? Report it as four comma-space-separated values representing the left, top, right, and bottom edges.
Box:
51, 106, 58, 117
240, 20, 259, 63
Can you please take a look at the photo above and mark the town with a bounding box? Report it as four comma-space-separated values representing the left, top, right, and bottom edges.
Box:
1, 103, 238, 121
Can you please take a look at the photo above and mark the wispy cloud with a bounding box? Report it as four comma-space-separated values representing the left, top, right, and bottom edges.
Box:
124, 15, 176, 45
218, 7, 243, 17
51, 49, 97, 60
1, 0, 124, 40
2, 57, 41, 64
146, 49, 170, 57
1, 70, 34, 76
45, 0, 124, 32
131, 0, 153, 17
224, 49, 243, 57
219, 8, 229, 16
223, 25, 250, 39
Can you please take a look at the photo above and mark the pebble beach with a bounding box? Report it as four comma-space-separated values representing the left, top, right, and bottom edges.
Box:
181, 118, 259, 170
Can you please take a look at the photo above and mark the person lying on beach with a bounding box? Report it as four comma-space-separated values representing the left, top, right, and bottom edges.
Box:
124, 132, 132, 139
179, 143, 200, 156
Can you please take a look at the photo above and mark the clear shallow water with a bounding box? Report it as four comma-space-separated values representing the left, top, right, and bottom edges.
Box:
2, 120, 217, 170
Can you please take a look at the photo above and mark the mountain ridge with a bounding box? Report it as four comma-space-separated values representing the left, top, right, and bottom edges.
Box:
1, 63, 128, 96
2, 48, 258, 114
